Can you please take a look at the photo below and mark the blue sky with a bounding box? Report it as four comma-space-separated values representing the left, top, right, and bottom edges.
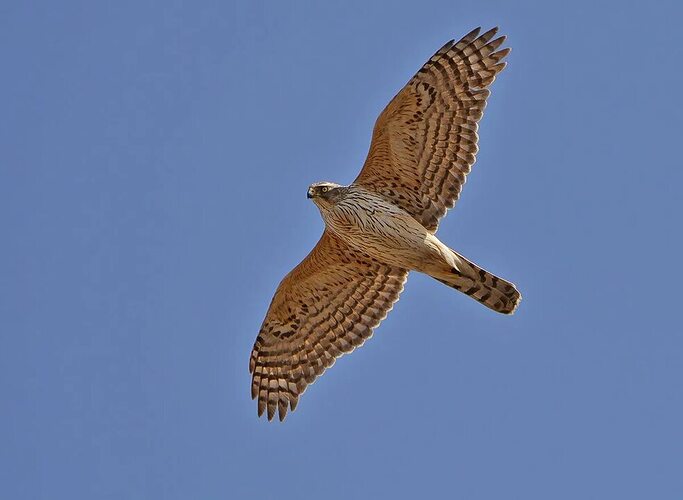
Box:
2, 1, 682, 499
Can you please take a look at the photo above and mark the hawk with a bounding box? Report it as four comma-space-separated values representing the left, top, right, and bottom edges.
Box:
250, 27, 521, 421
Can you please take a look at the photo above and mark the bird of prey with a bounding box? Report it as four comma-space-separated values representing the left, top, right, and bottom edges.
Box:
250, 27, 521, 421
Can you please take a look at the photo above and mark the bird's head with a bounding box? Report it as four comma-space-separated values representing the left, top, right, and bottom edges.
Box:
307, 182, 345, 207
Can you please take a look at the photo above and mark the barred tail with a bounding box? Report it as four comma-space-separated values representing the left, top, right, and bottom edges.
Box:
433, 251, 521, 314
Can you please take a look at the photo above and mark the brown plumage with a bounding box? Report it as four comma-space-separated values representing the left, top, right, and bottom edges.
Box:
354, 26, 510, 231
250, 27, 521, 421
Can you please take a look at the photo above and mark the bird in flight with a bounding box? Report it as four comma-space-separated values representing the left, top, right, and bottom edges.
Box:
250, 27, 521, 421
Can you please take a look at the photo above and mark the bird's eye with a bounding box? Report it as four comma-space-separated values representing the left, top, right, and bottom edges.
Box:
321, 186, 329, 193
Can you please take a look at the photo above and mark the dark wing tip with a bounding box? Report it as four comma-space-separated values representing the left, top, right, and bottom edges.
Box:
481, 26, 499, 38
267, 402, 276, 421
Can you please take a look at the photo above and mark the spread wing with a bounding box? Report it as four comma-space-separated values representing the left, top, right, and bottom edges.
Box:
353, 27, 510, 232
249, 230, 408, 421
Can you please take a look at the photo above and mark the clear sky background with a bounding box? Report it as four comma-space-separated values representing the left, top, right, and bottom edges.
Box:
2, 1, 682, 499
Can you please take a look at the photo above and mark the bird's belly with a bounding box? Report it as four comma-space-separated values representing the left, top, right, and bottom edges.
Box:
326, 201, 449, 272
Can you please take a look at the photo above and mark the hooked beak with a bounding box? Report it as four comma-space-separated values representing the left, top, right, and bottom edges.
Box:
307, 187, 314, 199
